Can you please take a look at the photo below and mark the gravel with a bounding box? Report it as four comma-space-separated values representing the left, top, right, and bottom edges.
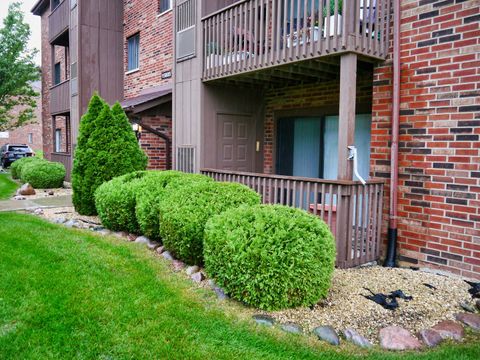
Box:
40, 206, 101, 226
256, 267, 472, 343
16, 187, 72, 200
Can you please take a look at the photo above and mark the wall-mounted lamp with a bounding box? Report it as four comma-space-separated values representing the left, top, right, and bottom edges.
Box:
132, 123, 142, 141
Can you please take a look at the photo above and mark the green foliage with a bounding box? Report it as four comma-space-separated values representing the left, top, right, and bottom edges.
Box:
204, 205, 336, 310
21, 160, 65, 188
0, 2, 40, 130
136, 172, 212, 240
323, 0, 343, 17
159, 181, 261, 265
10, 156, 42, 179
72, 96, 147, 216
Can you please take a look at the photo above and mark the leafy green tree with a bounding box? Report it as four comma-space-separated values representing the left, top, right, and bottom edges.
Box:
73, 96, 147, 215
0, 2, 40, 131
72, 93, 106, 214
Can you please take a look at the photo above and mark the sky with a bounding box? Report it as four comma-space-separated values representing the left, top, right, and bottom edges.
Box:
0, 0, 41, 65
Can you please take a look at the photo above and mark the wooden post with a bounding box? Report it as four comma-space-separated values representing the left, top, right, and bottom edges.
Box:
337, 52, 357, 267
337, 52, 357, 180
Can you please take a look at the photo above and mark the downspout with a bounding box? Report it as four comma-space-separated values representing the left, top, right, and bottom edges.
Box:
384, 0, 401, 268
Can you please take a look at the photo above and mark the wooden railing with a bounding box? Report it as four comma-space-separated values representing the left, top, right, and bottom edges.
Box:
201, 168, 384, 268
49, 0, 69, 43
51, 152, 72, 181
50, 80, 70, 115
202, 0, 391, 80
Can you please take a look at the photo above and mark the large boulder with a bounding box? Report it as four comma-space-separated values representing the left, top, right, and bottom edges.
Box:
17, 183, 35, 196
379, 326, 422, 350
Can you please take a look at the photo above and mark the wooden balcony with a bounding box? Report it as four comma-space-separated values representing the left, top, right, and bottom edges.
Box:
202, 0, 391, 81
201, 168, 385, 268
49, 0, 69, 44
50, 80, 70, 115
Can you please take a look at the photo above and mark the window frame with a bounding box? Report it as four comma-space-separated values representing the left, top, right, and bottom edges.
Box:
55, 129, 62, 153
158, 0, 172, 15
54, 62, 61, 85
126, 33, 140, 73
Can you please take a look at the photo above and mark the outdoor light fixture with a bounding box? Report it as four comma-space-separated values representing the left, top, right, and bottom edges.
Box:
132, 123, 142, 140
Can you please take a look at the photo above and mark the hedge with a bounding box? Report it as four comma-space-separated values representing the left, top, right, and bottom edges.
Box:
159, 181, 261, 265
10, 156, 42, 179
203, 205, 336, 310
135, 172, 210, 239
21, 160, 66, 189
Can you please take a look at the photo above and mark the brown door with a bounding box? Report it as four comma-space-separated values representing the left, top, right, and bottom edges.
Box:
216, 114, 255, 172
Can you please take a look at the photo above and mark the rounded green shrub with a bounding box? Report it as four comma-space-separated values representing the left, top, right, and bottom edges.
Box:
135, 172, 210, 240
159, 181, 261, 265
95, 171, 149, 233
10, 156, 42, 179
204, 204, 336, 310
21, 160, 66, 188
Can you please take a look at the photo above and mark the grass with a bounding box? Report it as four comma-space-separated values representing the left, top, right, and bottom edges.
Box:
0, 213, 479, 360
0, 173, 18, 199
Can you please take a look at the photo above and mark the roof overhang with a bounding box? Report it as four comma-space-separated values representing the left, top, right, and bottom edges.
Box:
121, 85, 173, 115
31, 0, 49, 15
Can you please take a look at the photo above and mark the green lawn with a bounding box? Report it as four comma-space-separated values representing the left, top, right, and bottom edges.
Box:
0, 213, 479, 359
0, 173, 18, 199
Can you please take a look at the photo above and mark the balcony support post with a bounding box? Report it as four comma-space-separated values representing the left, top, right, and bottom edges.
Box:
336, 52, 357, 267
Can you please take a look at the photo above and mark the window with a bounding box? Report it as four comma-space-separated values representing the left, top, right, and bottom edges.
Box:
54, 62, 61, 85
51, 0, 61, 10
28, 133, 33, 144
127, 34, 140, 72
159, 0, 171, 14
55, 129, 62, 152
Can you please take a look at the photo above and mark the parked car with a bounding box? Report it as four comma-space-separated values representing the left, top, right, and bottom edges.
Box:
0, 144, 35, 168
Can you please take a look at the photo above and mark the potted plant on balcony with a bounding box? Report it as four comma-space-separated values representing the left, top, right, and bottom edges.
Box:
322, 0, 343, 37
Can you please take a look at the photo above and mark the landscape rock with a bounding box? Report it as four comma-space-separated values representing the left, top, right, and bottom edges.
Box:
431, 320, 464, 341
313, 326, 340, 346
343, 328, 372, 348
135, 236, 149, 244
476, 300, 480, 311
98, 229, 112, 236
155, 246, 164, 254
147, 240, 161, 250
172, 260, 185, 272
418, 329, 443, 347
92, 226, 105, 232
13, 195, 26, 200
460, 301, 476, 313
252, 314, 275, 327
114, 231, 128, 238
46, 190, 54, 196
191, 271, 205, 283
281, 323, 303, 334
52, 217, 67, 224
162, 251, 174, 261
207, 279, 216, 287
186, 265, 200, 276
213, 287, 228, 301
455, 313, 480, 331
17, 183, 35, 196
64, 219, 79, 228
127, 234, 136, 241
379, 326, 422, 350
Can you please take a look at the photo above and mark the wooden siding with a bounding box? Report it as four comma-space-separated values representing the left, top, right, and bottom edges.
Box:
50, 80, 70, 115
202, 0, 391, 81
48, 0, 69, 43
201, 168, 384, 268
51, 152, 72, 181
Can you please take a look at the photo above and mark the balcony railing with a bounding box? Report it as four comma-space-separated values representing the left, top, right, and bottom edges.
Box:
49, 0, 69, 43
50, 80, 70, 115
201, 168, 385, 268
202, 0, 391, 80
51, 152, 72, 181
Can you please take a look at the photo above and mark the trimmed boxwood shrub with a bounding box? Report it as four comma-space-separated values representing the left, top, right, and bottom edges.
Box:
135, 172, 210, 240
21, 160, 66, 188
10, 156, 42, 179
94, 171, 149, 233
203, 204, 336, 310
159, 181, 261, 265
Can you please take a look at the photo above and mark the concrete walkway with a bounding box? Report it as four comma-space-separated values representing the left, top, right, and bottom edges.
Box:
0, 195, 72, 212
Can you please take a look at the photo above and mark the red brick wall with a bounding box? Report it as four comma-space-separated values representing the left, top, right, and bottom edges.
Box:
138, 114, 172, 170
372, 0, 480, 279
123, 0, 174, 99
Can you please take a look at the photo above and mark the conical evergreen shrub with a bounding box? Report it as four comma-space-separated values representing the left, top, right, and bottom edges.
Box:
72, 96, 147, 215
72, 93, 106, 214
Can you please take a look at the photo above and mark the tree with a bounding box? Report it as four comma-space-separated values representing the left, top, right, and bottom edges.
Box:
72, 95, 147, 215
0, 2, 40, 131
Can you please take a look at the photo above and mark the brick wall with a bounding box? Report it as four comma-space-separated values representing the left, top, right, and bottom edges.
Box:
123, 0, 174, 99
262, 75, 374, 174
372, 0, 480, 279
53, 115, 69, 153
138, 114, 172, 169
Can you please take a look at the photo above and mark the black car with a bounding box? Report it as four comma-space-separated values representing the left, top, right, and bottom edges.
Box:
0, 144, 35, 168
